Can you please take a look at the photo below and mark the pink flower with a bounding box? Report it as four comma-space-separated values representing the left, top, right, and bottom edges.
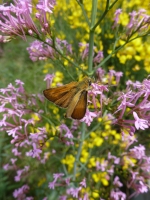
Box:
44, 73, 54, 88
138, 181, 148, 193
11, 158, 17, 164
48, 173, 64, 190
96, 67, 105, 82
7, 126, 22, 138
67, 187, 81, 198
108, 152, 120, 164
80, 178, 86, 188
93, 51, 104, 64
3, 163, 10, 171
0, 1, 40, 40
108, 70, 123, 84
126, 9, 150, 36
112, 8, 122, 29
27, 40, 55, 61
79, 43, 90, 60
55, 38, 73, 54
116, 91, 135, 118
12, 148, 22, 156
59, 124, 73, 139
110, 189, 126, 200
115, 72, 123, 84
59, 196, 67, 200
79, 42, 96, 60
133, 112, 149, 130
48, 181, 55, 189
27, 38, 72, 62
0, 35, 11, 43
80, 109, 97, 126
96, 160, 108, 171
15, 79, 25, 93
36, 0, 56, 34
113, 176, 123, 188
127, 11, 137, 29
36, 0, 56, 13
53, 173, 64, 181
129, 144, 145, 159
29, 128, 47, 143
26, 143, 42, 158
13, 184, 30, 199
14, 166, 29, 182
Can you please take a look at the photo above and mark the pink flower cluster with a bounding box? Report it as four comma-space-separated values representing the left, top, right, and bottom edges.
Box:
13, 184, 33, 200
0, 80, 50, 164
27, 38, 73, 61
47, 139, 150, 199
114, 77, 150, 135
0, 0, 56, 40
112, 8, 150, 36
49, 175, 88, 199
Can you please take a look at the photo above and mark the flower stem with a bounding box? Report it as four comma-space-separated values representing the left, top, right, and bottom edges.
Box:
92, 0, 110, 31
73, 122, 86, 181
76, 0, 90, 27
88, 0, 98, 75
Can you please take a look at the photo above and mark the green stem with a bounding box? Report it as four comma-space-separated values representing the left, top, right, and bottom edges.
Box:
92, 0, 118, 31
88, 0, 98, 75
73, 122, 86, 181
92, 0, 110, 31
76, 0, 90, 27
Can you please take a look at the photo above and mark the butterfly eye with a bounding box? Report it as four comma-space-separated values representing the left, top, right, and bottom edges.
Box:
88, 79, 92, 86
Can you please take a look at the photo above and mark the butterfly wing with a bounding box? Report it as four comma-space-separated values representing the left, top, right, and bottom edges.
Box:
71, 90, 87, 120
43, 81, 78, 108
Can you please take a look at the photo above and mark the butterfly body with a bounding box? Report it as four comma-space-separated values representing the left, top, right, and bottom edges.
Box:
43, 77, 91, 119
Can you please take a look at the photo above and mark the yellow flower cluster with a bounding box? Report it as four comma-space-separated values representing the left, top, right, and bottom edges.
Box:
62, 154, 75, 172
112, 1, 150, 72
52, 0, 150, 73
51, 71, 64, 86
53, 0, 103, 44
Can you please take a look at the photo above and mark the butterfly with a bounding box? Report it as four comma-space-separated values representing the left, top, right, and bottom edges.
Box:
43, 77, 91, 119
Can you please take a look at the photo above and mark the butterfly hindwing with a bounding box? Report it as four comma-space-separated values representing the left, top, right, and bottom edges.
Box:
71, 90, 87, 120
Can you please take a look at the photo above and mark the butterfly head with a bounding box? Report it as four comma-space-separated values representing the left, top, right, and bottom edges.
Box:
82, 77, 92, 87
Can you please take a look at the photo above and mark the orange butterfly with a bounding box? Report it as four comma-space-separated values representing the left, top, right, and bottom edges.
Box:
43, 77, 91, 119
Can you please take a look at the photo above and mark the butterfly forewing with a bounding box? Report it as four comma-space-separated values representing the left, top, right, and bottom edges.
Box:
55, 87, 77, 108
71, 90, 87, 120
43, 81, 78, 108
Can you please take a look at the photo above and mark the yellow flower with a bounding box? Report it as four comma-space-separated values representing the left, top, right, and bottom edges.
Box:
38, 177, 46, 187
92, 191, 100, 198
101, 178, 109, 186
90, 132, 97, 138
119, 12, 129, 26
89, 157, 96, 167
80, 149, 89, 163
61, 154, 75, 171
122, 156, 137, 169
93, 137, 104, 147
31, 113, 40, 122
92, 172, 108, 185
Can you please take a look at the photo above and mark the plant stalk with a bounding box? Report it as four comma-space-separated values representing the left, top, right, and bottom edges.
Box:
73, 122, 86, 181
88, 0, 98, 75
